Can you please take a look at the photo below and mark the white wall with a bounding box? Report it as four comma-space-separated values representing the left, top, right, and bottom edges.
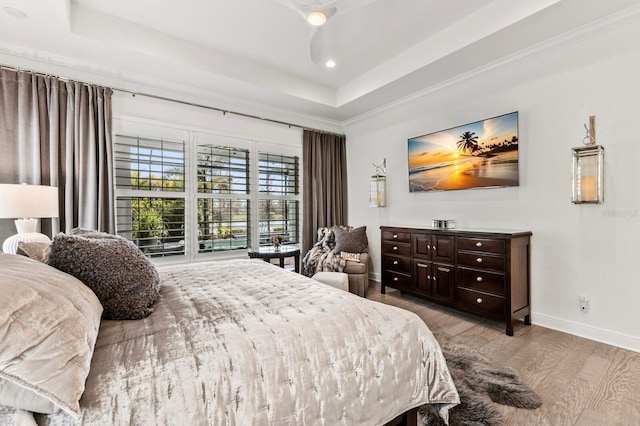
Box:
113, 92, 303, 148
344, 22, 640, 352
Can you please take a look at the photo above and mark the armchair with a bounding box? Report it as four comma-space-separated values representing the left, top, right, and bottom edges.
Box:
302, 226, 370, 297
343, 252, 370, 297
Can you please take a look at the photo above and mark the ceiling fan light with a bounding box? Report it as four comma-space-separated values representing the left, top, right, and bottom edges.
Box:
307, 11, 327, 26
325, 60, 336, 68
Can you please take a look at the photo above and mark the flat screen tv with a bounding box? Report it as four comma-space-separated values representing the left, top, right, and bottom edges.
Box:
408, 111, 519, 192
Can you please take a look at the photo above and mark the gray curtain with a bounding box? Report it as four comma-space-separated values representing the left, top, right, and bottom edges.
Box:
0, 68, 114, 242
302, 130, 348, 254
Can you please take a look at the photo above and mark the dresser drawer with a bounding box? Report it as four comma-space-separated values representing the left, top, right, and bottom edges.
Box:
382, 270, 412, 291
382, 230, 411, 243
456, 288, 505, 320
382, 241, 411, 257
458, 237, 505, 254
457, 252, 505, 271
382, 255, 411, 274
457, 267, 505, 295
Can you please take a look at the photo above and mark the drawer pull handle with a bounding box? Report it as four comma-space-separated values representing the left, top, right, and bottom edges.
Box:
427, 275, 431, 280
393, 277, 399, 282
476, 298, 483, 304
426, 245, 431, 250
432, 276, 436, 281
393, 234, 398, 239
393, 260, 399, 265
476, 257, 483, 263
393, 246, 398, 251
476, 242, 483, 247
476, 276, 483, 282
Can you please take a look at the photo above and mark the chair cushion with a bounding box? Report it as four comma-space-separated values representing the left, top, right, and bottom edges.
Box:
343, 260, 366, 274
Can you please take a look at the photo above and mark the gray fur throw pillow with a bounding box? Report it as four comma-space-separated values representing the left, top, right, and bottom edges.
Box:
333, 226, 369, 254
48, 230, 160, 320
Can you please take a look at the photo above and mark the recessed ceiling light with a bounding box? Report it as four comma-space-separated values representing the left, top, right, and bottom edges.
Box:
325, 60, 336, 68
306, 11, 327, 26
3, 6, 27, 20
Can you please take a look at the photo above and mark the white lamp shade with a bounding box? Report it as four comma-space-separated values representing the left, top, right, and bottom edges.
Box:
0, 184, 59, 218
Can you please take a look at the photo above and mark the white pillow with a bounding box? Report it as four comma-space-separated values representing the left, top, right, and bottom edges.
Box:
340, 251, 361, 262
0, 253, 103, 418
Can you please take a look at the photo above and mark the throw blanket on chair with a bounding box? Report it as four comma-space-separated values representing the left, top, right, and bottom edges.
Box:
302, 227, 346, 277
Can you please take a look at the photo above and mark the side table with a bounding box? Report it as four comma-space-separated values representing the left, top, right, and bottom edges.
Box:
248, 246, 300, 273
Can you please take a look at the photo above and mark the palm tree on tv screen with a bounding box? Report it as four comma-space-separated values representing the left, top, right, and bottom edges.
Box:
457, 131, 479, 155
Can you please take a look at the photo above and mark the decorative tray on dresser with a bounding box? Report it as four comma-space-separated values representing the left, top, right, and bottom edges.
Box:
380, 226, 532, 336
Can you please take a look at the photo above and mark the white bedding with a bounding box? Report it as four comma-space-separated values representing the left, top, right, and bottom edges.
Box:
3, 259, 459, 425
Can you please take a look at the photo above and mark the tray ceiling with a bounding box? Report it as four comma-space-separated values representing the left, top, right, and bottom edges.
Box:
0, 0, 638, 123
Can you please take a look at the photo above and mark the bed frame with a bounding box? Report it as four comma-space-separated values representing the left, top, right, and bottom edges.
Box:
384, 407, 418, 426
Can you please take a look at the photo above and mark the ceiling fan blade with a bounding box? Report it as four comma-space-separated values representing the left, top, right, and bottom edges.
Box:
270, 0, 307, 19
309, 27, 324, 64
323, 6, 337, 20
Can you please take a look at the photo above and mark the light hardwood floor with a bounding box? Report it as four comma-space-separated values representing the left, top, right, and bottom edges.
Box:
367, 283, 640, 426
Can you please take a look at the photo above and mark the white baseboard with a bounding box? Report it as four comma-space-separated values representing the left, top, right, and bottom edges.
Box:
532, 313, 640, 353
367, 275, 640, 353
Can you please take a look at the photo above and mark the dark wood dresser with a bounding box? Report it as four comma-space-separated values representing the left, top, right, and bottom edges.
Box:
380, 226, 532, 335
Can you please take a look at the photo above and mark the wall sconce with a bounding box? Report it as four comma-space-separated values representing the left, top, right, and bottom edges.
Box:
572, 116, 604, 204
370, 158, 386, 207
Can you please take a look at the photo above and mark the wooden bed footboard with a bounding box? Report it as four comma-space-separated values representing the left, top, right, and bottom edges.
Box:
384, 406, 418, 426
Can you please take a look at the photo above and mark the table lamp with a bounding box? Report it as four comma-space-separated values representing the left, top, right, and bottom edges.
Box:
0, 184, 59, 254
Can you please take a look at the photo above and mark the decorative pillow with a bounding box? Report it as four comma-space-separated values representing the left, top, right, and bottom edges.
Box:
48, 229, 160, 320
0, 253, 102, 417
333, 225, 369, 254
17, 241, 51, 263
340, 251, 361, 262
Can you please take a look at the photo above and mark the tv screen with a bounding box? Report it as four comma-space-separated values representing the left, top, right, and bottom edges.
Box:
408, 111, 519, 192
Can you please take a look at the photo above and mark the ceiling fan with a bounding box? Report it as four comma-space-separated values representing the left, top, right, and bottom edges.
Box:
272, 0, 375, 64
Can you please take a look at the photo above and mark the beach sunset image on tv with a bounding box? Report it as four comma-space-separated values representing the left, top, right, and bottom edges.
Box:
408, 112, 519, 192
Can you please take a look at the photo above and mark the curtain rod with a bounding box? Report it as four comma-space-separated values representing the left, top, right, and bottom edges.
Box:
0, 64, 345, 138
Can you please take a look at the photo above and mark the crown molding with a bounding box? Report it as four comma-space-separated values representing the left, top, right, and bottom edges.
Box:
342, 3, 640, 128
0, 48, 344, 134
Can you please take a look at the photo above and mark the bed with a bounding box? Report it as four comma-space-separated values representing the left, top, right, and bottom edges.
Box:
0, 251, 458, 425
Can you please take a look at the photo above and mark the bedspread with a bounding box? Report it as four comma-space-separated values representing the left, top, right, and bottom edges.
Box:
8, 259, 459, 425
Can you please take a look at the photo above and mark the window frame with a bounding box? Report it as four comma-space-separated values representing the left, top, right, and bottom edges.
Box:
113, 118, 302, 264
257, 152, 300, 246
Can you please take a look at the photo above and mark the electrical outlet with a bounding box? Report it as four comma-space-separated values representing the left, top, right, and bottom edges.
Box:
579, 296, 590, 313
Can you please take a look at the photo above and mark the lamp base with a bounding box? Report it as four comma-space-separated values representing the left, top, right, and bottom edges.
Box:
2, 232, 51, 254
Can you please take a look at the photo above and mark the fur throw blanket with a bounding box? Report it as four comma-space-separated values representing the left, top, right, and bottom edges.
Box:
420, 339, 542, 425
302, 227, 347, 277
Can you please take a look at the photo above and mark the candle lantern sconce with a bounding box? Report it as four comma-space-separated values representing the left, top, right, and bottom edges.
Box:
370, 158, 387, 208
572, 116, 604, 204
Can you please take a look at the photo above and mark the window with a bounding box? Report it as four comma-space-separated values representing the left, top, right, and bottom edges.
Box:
258, 153, 299, 246
115, 135, 186, 257
196, 145, 250, 253
114, 124, 301, 260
